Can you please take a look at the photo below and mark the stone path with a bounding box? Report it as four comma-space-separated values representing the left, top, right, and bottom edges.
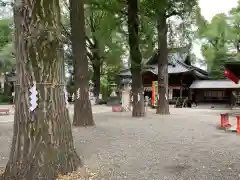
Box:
0, 107, 240, 179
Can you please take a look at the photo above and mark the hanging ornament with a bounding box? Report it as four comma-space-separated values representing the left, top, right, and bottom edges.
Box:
29, 81, 38, 111
137, 93, 140, 102
63, 86, 69, 108
76, 88, 80, 99
72, 93, 75, 102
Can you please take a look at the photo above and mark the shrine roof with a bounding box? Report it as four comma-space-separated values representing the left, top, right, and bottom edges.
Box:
121, 78, 132, 84
144, 56, 192, 74
190, 80, 240, 89
119, 51, 208, 79
145, 49, 188, 65
118, 69, 131, 76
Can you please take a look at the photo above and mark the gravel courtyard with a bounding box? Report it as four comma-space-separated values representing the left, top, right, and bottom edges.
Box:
0, 106, 240, 179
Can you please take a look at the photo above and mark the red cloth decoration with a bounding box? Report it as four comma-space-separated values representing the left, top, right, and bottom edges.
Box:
224, 68, 239, 84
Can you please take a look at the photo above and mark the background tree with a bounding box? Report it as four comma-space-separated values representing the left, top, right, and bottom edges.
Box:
63, 0, 199, 115
142, 0, 198, 114
128, 0, 145, 117
0, 42, 15, 73
0, 18, 12, 48
70, 0, 94, 126
62, 0, 125, 102
85, 6, 125, 101
2, 0, 81, 179
0, 18, 15, 74
228, 0, 240, 54
196, 8, 234, 79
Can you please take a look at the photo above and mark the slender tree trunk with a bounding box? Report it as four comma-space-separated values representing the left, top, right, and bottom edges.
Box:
92, 59, 101, 101
156, 15, 170, 114
70, 0, 94, 126
2, 1, 81, 179
89, 13, 101, 103
127, 0, 145, 117
237, 41, 240, 53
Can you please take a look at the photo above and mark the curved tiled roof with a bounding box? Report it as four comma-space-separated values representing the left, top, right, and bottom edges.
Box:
119, 51, 208, 79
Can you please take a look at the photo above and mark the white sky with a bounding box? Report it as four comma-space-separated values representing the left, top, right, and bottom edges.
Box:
193, 0, 238, 68
199, 0, 238, 21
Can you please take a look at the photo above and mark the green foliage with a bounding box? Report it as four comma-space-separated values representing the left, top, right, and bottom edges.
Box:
63, 0, 200, 91
0, 42, 15, 73
228, 0, 240, 52
140, 0, 198, 59
0, 18, 12, 49
139, 15, 156, 63
61, 1, 126, 95
85, 7, 121, 55
88, 0, 158, 66
0, 93, 12, 103
196, 2, 240, 79
0, 18, 14, 74
99, 75, 112, 99
61, 2, 124, 69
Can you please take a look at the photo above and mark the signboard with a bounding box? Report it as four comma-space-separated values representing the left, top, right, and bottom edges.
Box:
152, 81, 173, 107
152, 81, 157, 106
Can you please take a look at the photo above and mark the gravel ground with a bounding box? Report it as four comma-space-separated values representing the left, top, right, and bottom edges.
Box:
1, 107, 240, 179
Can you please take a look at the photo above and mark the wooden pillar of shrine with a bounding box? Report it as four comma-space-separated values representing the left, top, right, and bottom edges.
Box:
180, 79, 183, 98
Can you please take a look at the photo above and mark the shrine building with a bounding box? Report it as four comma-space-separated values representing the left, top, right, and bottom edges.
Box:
119, 50, 240, 107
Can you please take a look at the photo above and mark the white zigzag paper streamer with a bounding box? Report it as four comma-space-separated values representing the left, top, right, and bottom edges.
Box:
29, 81, 38, 111
76, 88, 80, 99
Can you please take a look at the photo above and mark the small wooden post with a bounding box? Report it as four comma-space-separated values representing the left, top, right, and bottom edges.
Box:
220, 113, 230, 129
236, 116, 240, 133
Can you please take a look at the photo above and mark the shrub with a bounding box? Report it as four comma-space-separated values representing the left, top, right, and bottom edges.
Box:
0, 94, 12, 104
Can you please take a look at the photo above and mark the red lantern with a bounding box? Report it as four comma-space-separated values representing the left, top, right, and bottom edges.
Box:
224, 68, 239, 84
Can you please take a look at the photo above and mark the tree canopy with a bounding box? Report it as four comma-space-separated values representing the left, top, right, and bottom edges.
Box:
196, 1, 240, 79
0, 18, 14, 74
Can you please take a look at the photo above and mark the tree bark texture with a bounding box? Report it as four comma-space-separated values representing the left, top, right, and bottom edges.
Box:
70, 0, 94, 126
2, 0, 81, 179
156, 15, 170, 115
127, 0, 145, 117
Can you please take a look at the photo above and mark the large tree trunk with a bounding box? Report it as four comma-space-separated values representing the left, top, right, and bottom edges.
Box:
70, 0, 94, 126
156, 15, 170, 114
127, 0, 145, 117
2, 1, 81, 179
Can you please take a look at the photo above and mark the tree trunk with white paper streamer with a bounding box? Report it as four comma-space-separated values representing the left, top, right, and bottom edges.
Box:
2, 0, 81, 179
70, 0, 94, 126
